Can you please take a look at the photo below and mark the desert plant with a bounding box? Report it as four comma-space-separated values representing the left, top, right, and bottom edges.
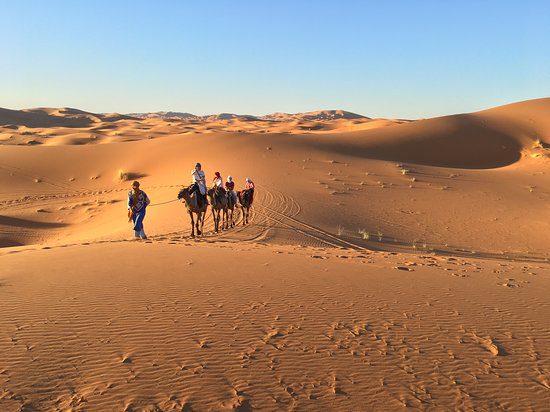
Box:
358, 229, 370, 240
118, 169, 130, 181
337, 225, 344, 236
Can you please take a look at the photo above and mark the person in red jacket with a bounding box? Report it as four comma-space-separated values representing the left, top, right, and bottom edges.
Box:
243, 177, 255, 204
225, 175, 237, 205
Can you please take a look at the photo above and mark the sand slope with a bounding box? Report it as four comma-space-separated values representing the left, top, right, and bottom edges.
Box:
1, 98, 550, 410
1, 98, 550, 255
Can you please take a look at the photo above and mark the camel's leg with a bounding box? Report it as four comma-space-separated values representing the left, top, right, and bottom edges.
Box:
189, 211, 195, 238
211, 209, 215, 232
200, 210, 205, 236
196, 212, 202, 236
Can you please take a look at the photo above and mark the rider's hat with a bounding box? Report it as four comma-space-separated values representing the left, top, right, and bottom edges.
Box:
195, 162, 201, 168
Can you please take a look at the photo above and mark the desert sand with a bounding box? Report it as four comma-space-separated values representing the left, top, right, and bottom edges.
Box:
1, 98, 549, 410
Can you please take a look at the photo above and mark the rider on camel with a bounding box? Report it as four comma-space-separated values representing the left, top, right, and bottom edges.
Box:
243, 177, 255, 204
212, 171, 226, 195
190, 163, 207, 208
225, 175, 237, 205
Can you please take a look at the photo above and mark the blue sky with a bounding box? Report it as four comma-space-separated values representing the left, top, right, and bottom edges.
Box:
2, 0, 549, 118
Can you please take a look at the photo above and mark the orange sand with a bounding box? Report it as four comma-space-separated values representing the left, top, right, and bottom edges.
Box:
1, 99, 549, 410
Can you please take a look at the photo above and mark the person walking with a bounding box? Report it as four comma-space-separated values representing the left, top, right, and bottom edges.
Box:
127, 180, 150, 239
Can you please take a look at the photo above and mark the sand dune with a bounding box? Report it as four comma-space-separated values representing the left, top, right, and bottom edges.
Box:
260, 109, 368, 121
0, 107, 399, 146
305, 98, 550, 169
1, 98, 549, 410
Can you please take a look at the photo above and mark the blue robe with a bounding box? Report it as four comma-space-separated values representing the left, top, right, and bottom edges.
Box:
128, 190, 149, 232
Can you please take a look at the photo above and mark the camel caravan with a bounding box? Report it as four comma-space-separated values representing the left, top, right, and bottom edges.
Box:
177, 163, 255, 237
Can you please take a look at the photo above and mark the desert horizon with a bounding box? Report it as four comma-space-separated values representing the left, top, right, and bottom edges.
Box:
2, 1, 550, 410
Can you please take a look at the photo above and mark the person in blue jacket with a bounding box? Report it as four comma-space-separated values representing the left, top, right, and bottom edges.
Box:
127, 180, 150, 239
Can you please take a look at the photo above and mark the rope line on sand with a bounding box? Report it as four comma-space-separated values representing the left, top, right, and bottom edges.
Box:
148, 198, 179, 207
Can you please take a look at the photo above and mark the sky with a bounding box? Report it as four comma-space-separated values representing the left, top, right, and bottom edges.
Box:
2, 0, 549, 118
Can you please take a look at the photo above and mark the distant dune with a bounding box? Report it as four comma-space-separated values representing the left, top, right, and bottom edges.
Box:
0, 107, 135, 129
127, 111, 197, 120
0, 106, 394, 145
260, 109, 368, 121
126, 109, 366, 122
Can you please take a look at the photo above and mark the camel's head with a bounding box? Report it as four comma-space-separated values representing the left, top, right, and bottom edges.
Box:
177, 187, 188, 200
206, 188, 214, 200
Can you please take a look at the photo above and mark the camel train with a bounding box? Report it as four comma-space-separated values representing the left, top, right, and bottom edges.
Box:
177, 164, 254, 238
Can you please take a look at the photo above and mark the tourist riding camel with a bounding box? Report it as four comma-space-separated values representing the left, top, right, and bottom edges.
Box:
225, 175, 237, 205
190, 162, 207, 208
212, 172, 226, 194
237, 177, 255, 225
178, 185, 208, 238
243, 177, 255, 204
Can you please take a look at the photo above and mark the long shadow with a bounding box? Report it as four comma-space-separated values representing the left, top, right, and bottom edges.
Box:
0, 238, 24, 248
0, 215, 68, 229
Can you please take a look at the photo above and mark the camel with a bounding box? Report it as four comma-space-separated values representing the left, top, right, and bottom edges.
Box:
224, 190, 236, 229
177, 186, 207, 237
207, 188, 228, 233
237, 189, 253, 225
